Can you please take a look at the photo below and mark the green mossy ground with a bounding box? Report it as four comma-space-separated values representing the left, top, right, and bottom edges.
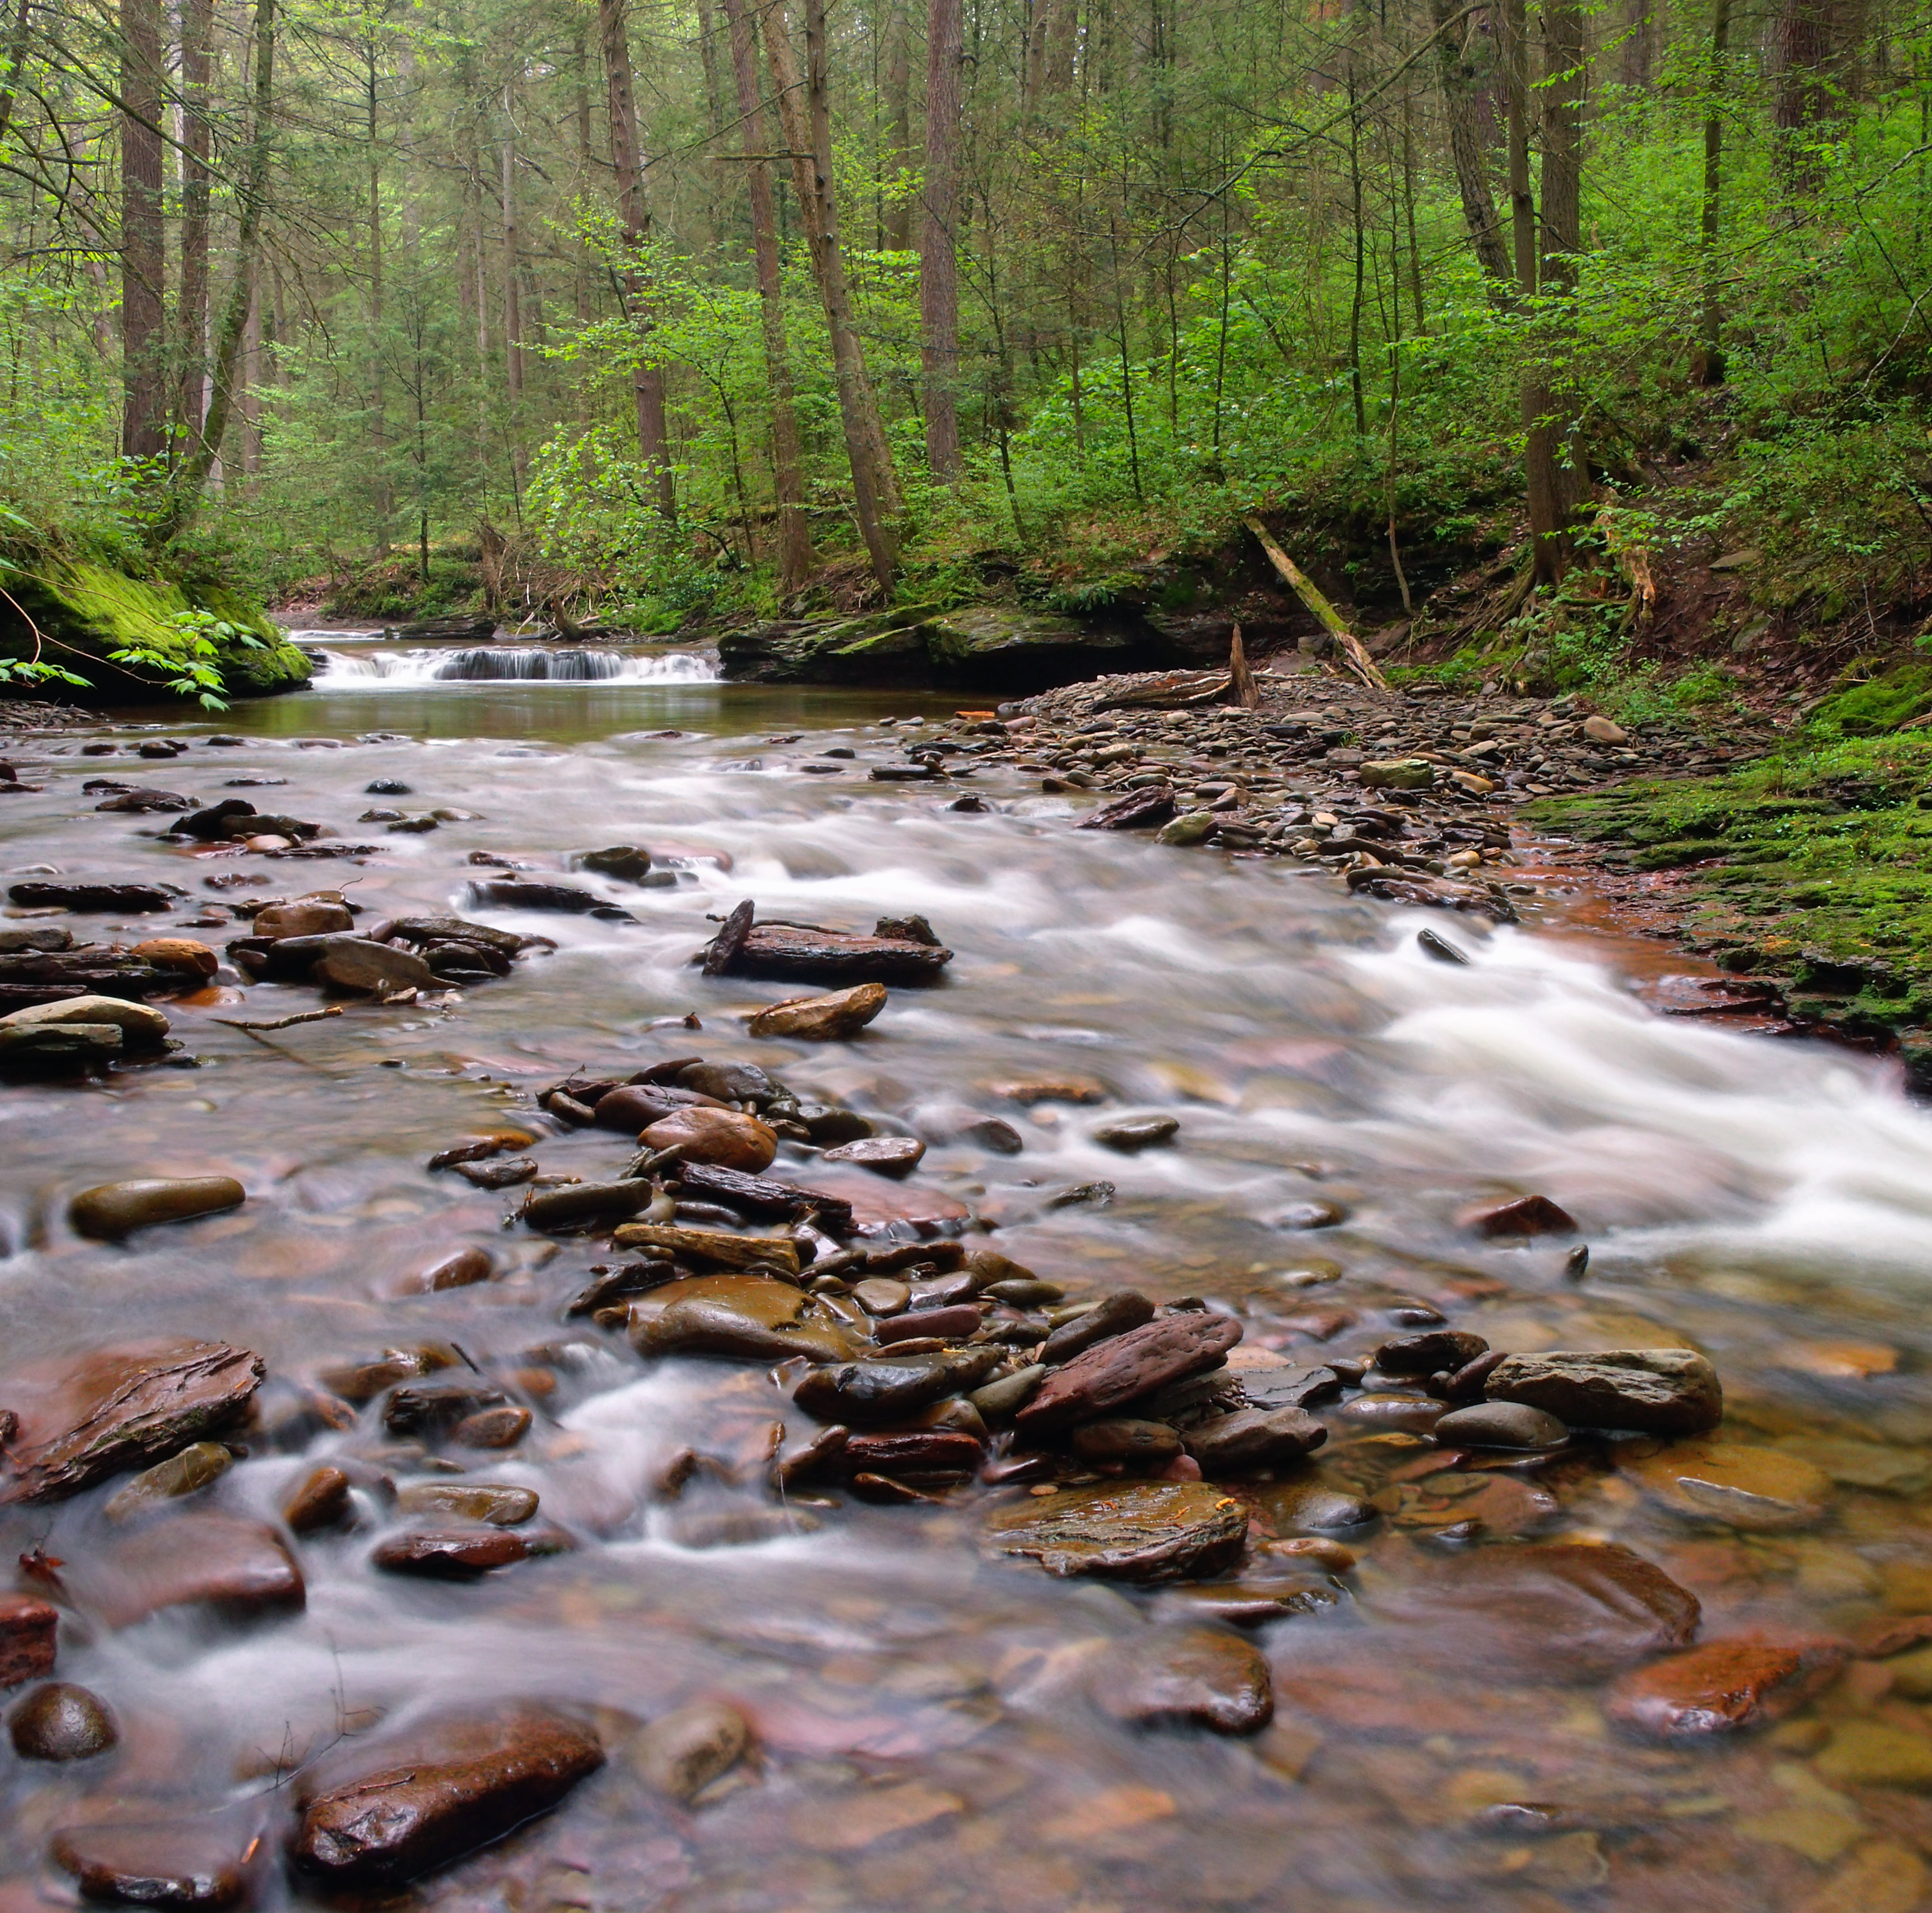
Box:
0, 560, 309, 703
1531, 735, 1932, 1039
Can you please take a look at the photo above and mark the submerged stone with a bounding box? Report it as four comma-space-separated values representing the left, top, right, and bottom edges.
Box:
985, 1480, 1249, 1583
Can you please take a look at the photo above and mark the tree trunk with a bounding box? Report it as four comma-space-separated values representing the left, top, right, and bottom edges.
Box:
499, 94, 523, 405
241, 288, 262, 483
1619, 0, 1653, 88
369, 40, 391, 545
763, 0, 902, 589
882, 0, 912, 251
1777, 0, 1840, 186
1429, 0, 1510, 290
1692, 0, 1731, 383
120, 0, 167, 463
1045, 0, 1076, 91
720, 0, 814, 594
599, 0, 677, 523
173, 0, 211, 456
920, 0, 964, 478
1540, 0, 1587, 525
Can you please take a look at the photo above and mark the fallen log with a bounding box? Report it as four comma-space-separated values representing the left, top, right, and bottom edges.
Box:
1242, 515, 1389, 692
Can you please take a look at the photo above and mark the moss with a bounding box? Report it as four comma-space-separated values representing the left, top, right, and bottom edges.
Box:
0, 559, 308, 703
1809, 663, 1932, 738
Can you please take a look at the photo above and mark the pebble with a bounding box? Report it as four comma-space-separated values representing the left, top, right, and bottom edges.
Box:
1182, 1405, 1328, 1472
9, 1681, 118, 1760
820, 1135, 926, 1177
1093, 1625, 1274, 1734
633, 1273, 856, 1363
1459, 1193, 1579, 1237
283, 1465, 353, 1534
1040, 1289, 1157, 1365
747, 983, 887, 1040
0, 1593, 58, 1688
102, 1440, 233, 1520
1093, 1115, 1179, 1151
372, 1528, 532, 1577
1338, 1392, 1445, 1433
1608, 1636, 1848, 1739
1374, 1329, 1487, 1375
51, 1819, 248, 1909
640, 1106, 779, 1173
1814, 1720, 1932, 1789
69, 1176, 246, 1241
632, 1700, 753, 1802
985, 1480, 1249, 1582
397, 1482, 539, 1526
1072, 1418, 1184, 1467
1432, 1400, 1568, 1448
1484, 1347, 1723, 1435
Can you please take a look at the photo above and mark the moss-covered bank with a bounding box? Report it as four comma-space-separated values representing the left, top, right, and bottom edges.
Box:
0, 559, 309, 704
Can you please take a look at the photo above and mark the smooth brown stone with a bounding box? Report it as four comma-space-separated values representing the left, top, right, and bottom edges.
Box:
372, 1528, 530, 1577
1623, 1440, 1832, 1531
1092, 1625, 1274, 1734
1338, 1392, 1445, 1433
875, 1303, 980, 1345
1040, 1290, 1157, 1365
985, 1480, 1249, 1582
820, 1136, 926, 1178
632, 1701, 752, 1802
384, 1379, 509, 1435
1257, 1481, 1378, 1532
1182, 1405, 1327, 1474
51, 1819, 246, 1908
1017, 1315, 1244, 1436
1374, 1330, 1487, 1376
10, 1681, 117, 1760
397, 1482, 539, 1526
1485, 1349, 1723, 1435
102, 1441, 232, 1521
0, 1340, 263, 1505
632, 1274, 854, 1364
312, 938, 437, 995
253, 899, 354, 939
69, 1178, 246, 1242
74, 1513, 305, 1626
292, 1709, 604, 1888
1071, 1419, 1183, 1467
1607, 1636, 1848, 1740
612, 1223, 800, 1274
405, 1247, 494, 1293
129, 937, 218, 980
283, 1465, 353, 1534
1459, 1194, 1579, 1237
452, 1406, 532, 1448
793, 1350, 998, 1424
0, 1592, 57, 1688
852, 1277, 910, 1316
747, 984, 888, 1040
727, 922, 953, 986
1432, 1401, 1568, 1449
640, 1107, 777, 1174
836, 1430, 984, 1478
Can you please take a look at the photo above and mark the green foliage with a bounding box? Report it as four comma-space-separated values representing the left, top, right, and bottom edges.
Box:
1807, 664, 1932, 737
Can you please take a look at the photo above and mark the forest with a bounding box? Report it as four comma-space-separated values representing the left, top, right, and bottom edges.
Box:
0, 0, 1929, 692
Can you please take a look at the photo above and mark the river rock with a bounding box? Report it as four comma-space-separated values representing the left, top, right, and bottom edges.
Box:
291, 1709, 605, 1888
876, 1303, 981, 1345
8, 881, 175, 913
178, 799, 258, 840
633, 1274, 855, 1363
1072, 1418, 1182, 1467
1259, 1481, 1378, 1531
632, 1701, 752, 1802
612, 1224, 801, 1273
1433, 1400, 1568, 1449
1076, 786, 1177, 831
520, 1180, 657, 1232
1606, 1636, 1848, 1740
74, 1513, 306, 1626
2, 994, 171, 1047
578, 845, 655, 882
313, 938, 437, 995
1018, 1314, 1243, 1435
985, 1480, 1249, 1582
1583, 714, 1628, 744
1484, 1349, 1723, 1435
9, 1682, 117, 1760
94, 785, 194, 813
821, 1135, 925, 1177
253, 898, 354, 939
1182, 1406, 1327, 1474
1460, 1194, 1579, 1237
1623, 1440, 1833, 1531
454, 1406, 532, 1448
1092, 1626, 1274, 1734
51, 1819, 248, 1908
130, 937, 218, 980
726, 922, 955, 986
969, 1363, 1045, 1423
1374, 1330, 1487, 1376
1094, 1115, 1180, 1152
748, 984, 887, 1040
0, 1020, 121, 1069
1359, 757, 1435, 791
383, 1379, 515, 1437
853, 1277, 910, 1314
405, 1246, 494, 1292
594, 1084, 711, 1132
466, 879, 613, 914
283, 1465, 353, 1534
1041, 1290, 1158, 1365
397, 1482, 539, 1526
795, 1350, 999, 1424
102, 1440, 232, 1520
0, 1340, 263, 1504
641, 1106, 778, 1173
0, 1593, 57, 1688
69, 1176, 245, 1241
1340, 1393, 1446, 1434
1814, 1721, 1932, 1789
373, 1528, 532, 1578
836, 1429, 985, 1479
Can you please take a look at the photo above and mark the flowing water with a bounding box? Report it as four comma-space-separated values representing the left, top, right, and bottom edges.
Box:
4, 673, 1932, 1911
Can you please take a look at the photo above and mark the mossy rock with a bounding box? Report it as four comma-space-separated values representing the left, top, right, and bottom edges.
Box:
0, 560, 308, 704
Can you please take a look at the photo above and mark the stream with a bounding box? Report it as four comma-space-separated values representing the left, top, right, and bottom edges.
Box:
4, 659, 1932, 1912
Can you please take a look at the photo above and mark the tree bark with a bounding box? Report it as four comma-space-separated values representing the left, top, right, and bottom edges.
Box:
763, 0, 901, 590
920, 0, 963, 478
1429, 0, 1510, 290
599, 0, 677, 523
173, 0, 211, 456
120, 0, 166, 463
720, 0, 814, 594
882, 0, 912, 251
1776, 0, 1841, 186
499, 92, 523, 405
1540, 0, 1587, 525
1619, 0, 1653, 88
1692, 0, 1731, 383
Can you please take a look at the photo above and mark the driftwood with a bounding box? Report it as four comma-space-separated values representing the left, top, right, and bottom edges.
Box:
214, 1006, 344, 1033
1242, 515, 1389, 692
1093, 670, 1231, 712
1228, 624, 1259, 710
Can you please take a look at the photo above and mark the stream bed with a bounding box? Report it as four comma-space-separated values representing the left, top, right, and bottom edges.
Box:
4, 675, 1932, 1912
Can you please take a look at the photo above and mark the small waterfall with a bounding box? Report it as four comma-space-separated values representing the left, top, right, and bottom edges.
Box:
311, 645, 720, 685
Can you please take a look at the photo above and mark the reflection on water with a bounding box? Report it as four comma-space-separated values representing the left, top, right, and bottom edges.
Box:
2, 678, 1931, 1911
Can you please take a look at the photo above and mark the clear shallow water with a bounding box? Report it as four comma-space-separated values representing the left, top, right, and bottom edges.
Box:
2, 681, 1932, 1910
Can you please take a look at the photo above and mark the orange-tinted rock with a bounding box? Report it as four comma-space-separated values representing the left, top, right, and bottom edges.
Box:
1092, 1625, 1274, 1734
1017, 1315, 1244, 1436
452, 1406, 532, 1448
372, 1529, 530, 1577
69, 1178, 246, 1241
985, 1480, 1249, 1582
253, 899, 354, 940
641, 1106, 777, 1173
1607, 1637, 1848, 1740
0, 1340, 263, 1504
632, 1274, 855, 1365
292, 1709, 604, 1889
9, 1681, 116, 1760
71, 1513, 305, 1627
0, 1593, 57, 1687
130, 938, 218, 980
52, 1818, 248, 1909
283, 1465, 353, 1535
404, 1247, 493, 1294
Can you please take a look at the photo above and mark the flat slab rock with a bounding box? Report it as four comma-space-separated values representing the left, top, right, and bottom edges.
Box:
1016, 1313, 1243, 1436
715, 923, 954, 986
1606, 1636, 1848, 1741
52, 1817, 252, 1909
631, 1274, 855, 1364
985, 1480, 1249, 1583
292, 1709, 605, 1889
0, 1340, 264, 1505
1484, 1349, 1723, 1435
67, 1512, 305, 1627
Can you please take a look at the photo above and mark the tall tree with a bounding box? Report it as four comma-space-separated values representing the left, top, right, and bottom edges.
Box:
921, 0, 964, 478
1693, 0, 1732, 382
1430, 0, 1510, 290
120, 0, 166, 462
173, 0, 212, 456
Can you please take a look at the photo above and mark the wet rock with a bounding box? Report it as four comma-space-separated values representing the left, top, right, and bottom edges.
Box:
985, 1480, 1249, 1582
69, 1176, 246, 1241
0, 1340, 263, 1504
794, 1779, 966, 1852
966, 1362, 1045, 1424
593, 1084, 712, 1132
1041, 1290, 1158, 1365
102, 1440, 232, 1521
578, 845, 658, 882
875, 1303, 980, 1345
76, 1513, 306, 1626
852, 1277, 910, 1315
1460, 1194, 1578, 1238
451, 1157, 536, 1190
1272, 1198, 1347, 1230
0, 1593, 57, 1688
1020, 1314, 1244, 1435
0, 1020, 122, 1070
130, 937, 218, 980
748, 984, 888, 1040
640, 1107, 779, 1174
1484, 1348, 1723, 1435
8, 881, 175, 913
632, 1701, 752, 1802
1076, 785, 1177, 831
291, 1709, 605, 1888
313, 937, 437, 995
1359, 757, 1435, 791
714, 920, 954, 986
397, 1482, 539, 1526
836, 1430, 985, 1479
453, 1405, 532, 1448
1256, 1481, 1378, 1532
253, 899, 354, 940
384, 1379, 511, 1436
1814, 1720, 1932, 1789
520, 1179, 657, 1232
820, 1135, 925, 1177
178, 799, 259, 840
1338, 1392, 1445, 1433
466, 879, 614, 914
1433, 1401, 1568, 1449
1182, 1406, 1327, 1474
1374, 1330, 1487, 1376
613, 1224, 801, 1274
373, 1528, 532, 1577
2, 994, 171, 1048
1607, 1636, 1848, 1740
984, 1277, 1064, 1306
94, 786, 194, 813
633, 1274, 855, 1364
1624, 1440, 1833, 1531
51, 1817, 248, 1908
405, 1246, 495, 1292
283, 1465, 353, 1534
1094, 1115, 1180, 1152
10, 1682, 117, 1760
1092, 1626, 1274, 1734
921, 1107, 1025, 1153
1071, 1418, 1183, 1468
